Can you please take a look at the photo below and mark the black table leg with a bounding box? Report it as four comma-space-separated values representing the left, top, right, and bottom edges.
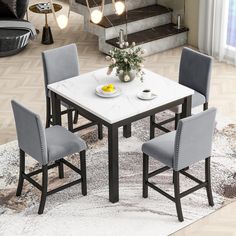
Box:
42, 26, 53, 45
42, 13, 54, 45
51, 91, 61, 126
123, 124, 131, 138
108, 125, 119, 203
182, 95, 192, 118
150, 115, 155, 139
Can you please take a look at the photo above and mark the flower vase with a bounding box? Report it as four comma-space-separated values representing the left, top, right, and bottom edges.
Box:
118, 70, 136, 83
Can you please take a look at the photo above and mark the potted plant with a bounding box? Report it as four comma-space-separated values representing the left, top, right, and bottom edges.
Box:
106, 42, 145, 82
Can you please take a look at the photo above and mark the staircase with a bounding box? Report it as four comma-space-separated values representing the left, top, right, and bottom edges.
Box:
70, 0, 189, 56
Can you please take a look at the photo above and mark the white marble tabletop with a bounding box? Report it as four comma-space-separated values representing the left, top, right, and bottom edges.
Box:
48, 68, 194, 124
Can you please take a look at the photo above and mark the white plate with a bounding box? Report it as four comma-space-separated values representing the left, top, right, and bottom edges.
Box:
137, 92, 157, 100
95, 85, 121, 98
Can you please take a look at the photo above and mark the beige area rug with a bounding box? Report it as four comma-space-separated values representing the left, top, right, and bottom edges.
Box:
0, 113, 236, 236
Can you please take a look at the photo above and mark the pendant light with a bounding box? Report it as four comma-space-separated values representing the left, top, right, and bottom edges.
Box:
86, 0, 105, 24
49, 0, 71, 29
112, 0, 125, 15
86, 0, 126, 24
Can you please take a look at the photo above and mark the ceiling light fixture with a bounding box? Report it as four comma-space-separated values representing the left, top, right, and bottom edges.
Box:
49, 0, 71, 29
86, 0, 105, 24
113, 0, 125, 15
86, 0, 126, 24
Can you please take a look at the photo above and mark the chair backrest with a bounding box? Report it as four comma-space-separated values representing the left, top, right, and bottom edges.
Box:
174, 108, 216, 171
179, 47, 213, 102
17, 0, 29, 19
11, 100, 48, 165
0, 0, 28, 19
42, 43, 79, 96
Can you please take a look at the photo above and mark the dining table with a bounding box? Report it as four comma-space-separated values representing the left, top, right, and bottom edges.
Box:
48, 67, 194, 203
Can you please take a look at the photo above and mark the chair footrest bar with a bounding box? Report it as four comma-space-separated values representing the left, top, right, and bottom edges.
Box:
61, 110, 70, 115
147, 181, 175, 202
49, 109, 72, 119
72, 121, 97, 133
22, 173, 42, 191
47, 179, 82, 196
180, 170, 204, 184
153, 123, 171, 133
61, 159, 81, 175
157, 117, 175, 126
180, 182, 207, 198
28, 163, 59, 177
148, 166, 170, 178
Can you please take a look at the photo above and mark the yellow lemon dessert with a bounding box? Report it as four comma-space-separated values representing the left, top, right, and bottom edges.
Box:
102, 84, 115, 93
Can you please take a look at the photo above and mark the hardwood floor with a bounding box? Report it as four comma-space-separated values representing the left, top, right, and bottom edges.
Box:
0, 2, 236, 234
173, 200, 236, 236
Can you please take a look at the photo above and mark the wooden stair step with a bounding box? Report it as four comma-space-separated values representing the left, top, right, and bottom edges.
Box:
106, 23, 189, 48
97, 5, 172, 28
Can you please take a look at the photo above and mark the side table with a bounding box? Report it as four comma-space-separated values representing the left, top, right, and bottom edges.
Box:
29, 3, 62, 45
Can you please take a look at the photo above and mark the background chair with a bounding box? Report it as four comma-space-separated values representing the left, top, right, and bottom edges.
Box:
0, 0, 36, 57
42, 44, 103, 139
153, 47, 213, 133
142, 108, 216, 221
12, 100, 87, 214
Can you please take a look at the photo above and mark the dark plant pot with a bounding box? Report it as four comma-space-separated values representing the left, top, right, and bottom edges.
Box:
118, 70, 136, 82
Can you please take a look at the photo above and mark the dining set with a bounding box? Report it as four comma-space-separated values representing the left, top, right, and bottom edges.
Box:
11, 44, 215, 222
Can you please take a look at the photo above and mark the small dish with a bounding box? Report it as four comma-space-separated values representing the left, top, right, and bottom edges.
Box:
137, 91, 157, 100
95, 85, 121, 98
101, 88, 117, 95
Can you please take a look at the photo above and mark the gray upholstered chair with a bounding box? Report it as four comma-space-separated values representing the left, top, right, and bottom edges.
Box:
42, 44, 103, 139
154, 47, 213, 133
12, 100, 87, 214
142, 108, 216, 222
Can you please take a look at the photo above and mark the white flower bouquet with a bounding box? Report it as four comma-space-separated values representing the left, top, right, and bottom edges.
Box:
106, 42, 145, 82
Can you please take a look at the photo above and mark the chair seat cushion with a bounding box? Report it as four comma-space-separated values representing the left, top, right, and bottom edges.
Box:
45, 125, 87, 163
170, 91, 206, 114
142, 131, 176, 168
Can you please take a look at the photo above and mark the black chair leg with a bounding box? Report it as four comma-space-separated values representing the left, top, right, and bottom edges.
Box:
150, 115, 155, 139
173, 167, 188, 184
204, 102, 208, 111
73, 110, 79, 124
80, 151, 87, 196
173, 171, 184, 222
143, 153, 149, 198
38, 165, 48, 214
16, 149, 25, 196
98, 123, 103, 140
67, 109, 74, 132
205, 157, 214, 206
175, 113, 181, 129
46, 97, 51, 128
57, 159, 64, 179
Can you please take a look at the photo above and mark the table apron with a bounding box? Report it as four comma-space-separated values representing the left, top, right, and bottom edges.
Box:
52, 92, 191, 128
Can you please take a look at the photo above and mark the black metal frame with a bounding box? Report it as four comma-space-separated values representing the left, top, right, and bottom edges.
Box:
143, 154, 214, 222
50, 89, 192, 203
16, 149, 87, 214
153, 101, 208, 133
46, 96, 103, 139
